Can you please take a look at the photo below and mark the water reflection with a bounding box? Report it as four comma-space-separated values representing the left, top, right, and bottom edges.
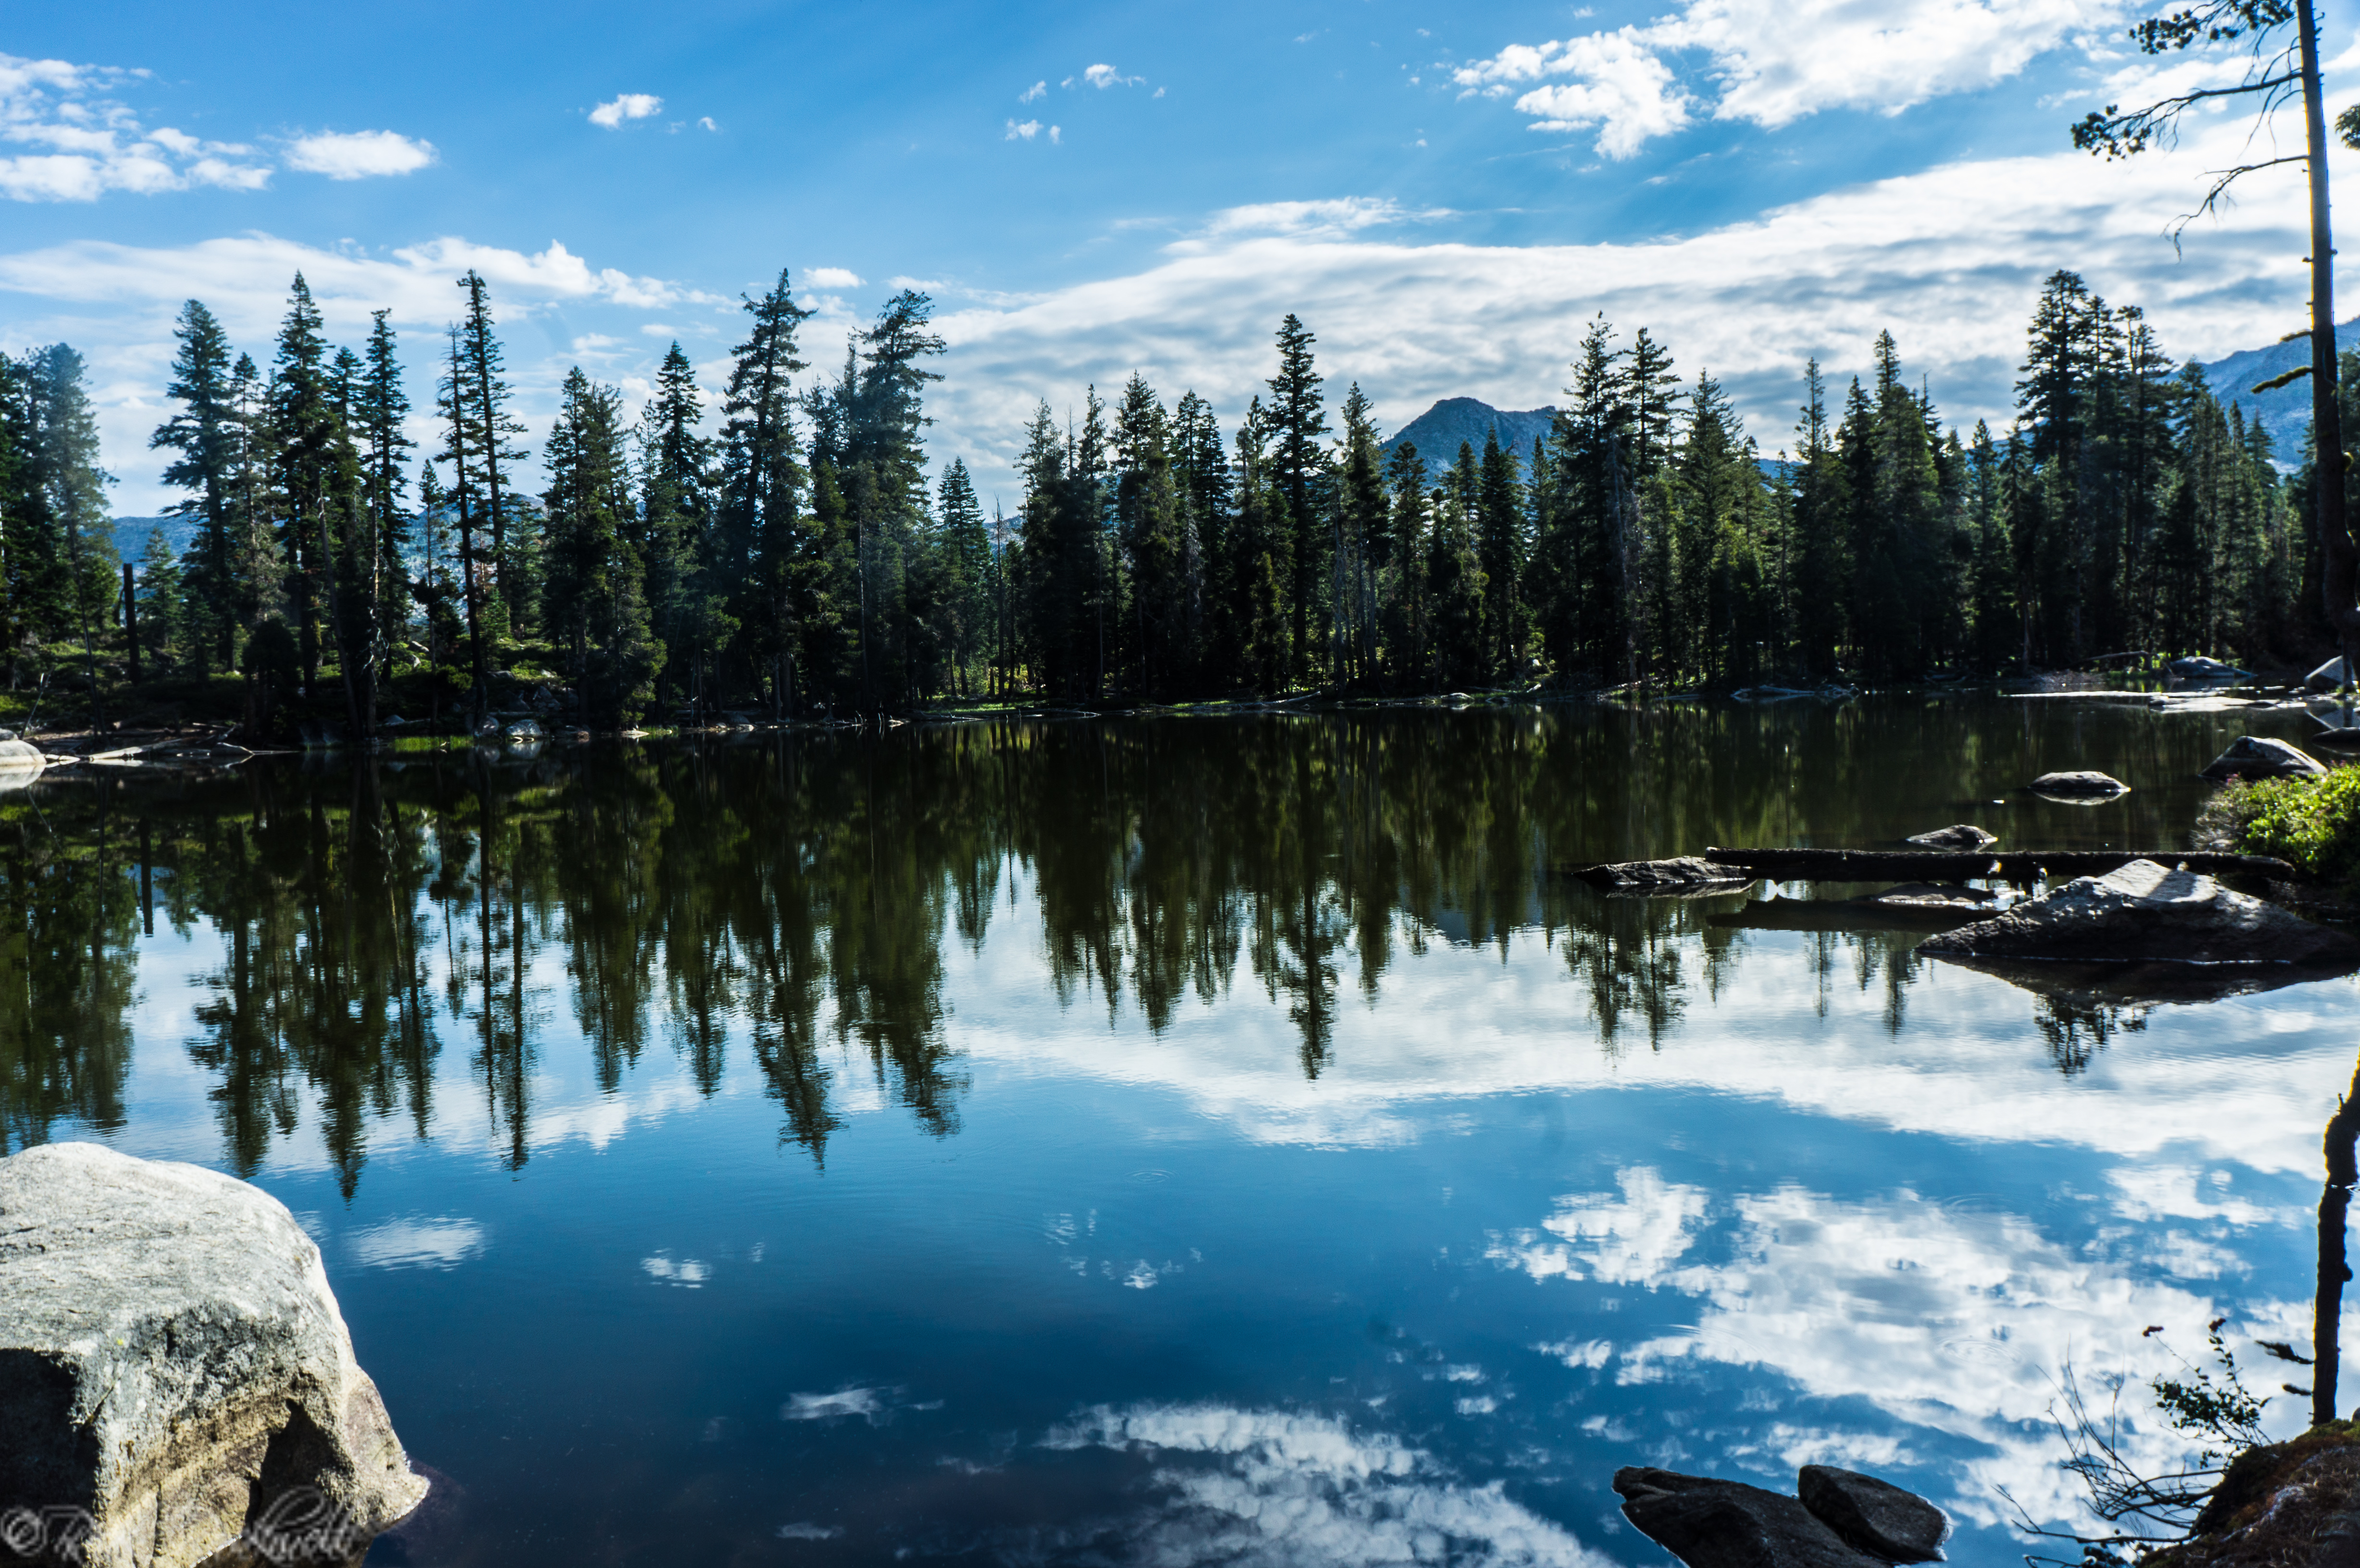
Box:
0, 699, 2326, 1187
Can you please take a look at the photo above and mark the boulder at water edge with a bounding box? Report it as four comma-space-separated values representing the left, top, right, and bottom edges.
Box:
1797, 1465, 1951, 1562
1918, 858, 2360, 970
1614, 1465, 1949, 1568
2199, 735, 2326, 782
0, 1142, 427, 1568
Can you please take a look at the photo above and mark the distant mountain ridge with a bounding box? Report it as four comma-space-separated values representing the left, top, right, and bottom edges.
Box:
1381, 397, 1556, 461
2198, 321, 2360, 459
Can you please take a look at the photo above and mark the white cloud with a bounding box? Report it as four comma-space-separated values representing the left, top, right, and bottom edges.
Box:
0, 50, 270, 200
1044, 1404, 1614, 1566
698, 116, 719, 132
1050, 125, 1063, 144
1006, 118, 1043, 141
1195, 196, 1449, 241
806, 266, 865, 288
348, 1216, 485, 1270
1482, 1170, 2325, 1536
590, 92, 663, 129
1083, 63, 1144, 89
283, 129, 436, 180
1454, 0, 2126, 157
1020, 81, 1047, 103
916, 113, 2336, 513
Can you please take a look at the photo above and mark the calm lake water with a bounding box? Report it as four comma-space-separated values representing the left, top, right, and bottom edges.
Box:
8, 696, 2359, 1566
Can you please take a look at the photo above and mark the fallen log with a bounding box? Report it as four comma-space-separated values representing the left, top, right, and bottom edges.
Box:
1700, 846, 2299, 881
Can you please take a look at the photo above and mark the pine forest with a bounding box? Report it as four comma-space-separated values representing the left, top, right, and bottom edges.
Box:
0, 266, 2326, 735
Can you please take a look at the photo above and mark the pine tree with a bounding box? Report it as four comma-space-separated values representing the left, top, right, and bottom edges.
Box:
1266, 315, 1329, 685
544, 368, 659, 723
356, 309, 413, 727
453, 270, 527, 644
1475, 428, 1524, 680
719, 271, 812, 710
25, 344, 115, 712
638, 342, 710, 708
150, 300, 241, 674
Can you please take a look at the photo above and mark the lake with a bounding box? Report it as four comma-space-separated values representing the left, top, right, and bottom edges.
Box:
6, 695, 2355, 1566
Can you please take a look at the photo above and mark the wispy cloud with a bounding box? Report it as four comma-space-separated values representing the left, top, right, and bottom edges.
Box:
283, 129, 436, 180
806, 266, 864, 288
0, 50, 270, 200
1020, 81, 1046, 103
589, 92, 663, 129
1082, 64, 1144, 89
1005, 118, 1044, 141
1454, 0, 2125, 158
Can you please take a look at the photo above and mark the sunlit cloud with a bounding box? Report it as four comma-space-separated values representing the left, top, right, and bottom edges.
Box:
0, 49, 270, 200
590, 92, 664, 129
283, 129, 437, 181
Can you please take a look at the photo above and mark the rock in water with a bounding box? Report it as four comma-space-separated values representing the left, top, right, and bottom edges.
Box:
1613, 1468, 1891, 1568
1573, 857, 1756, 894
2311, 656, 2350, 691
1904, 825, 1997, 850
0, 1142, 427, 1568
1919, 859, 2360, 970
2028, 771, 2130, 799
2199, 735, 2326, 781
1798, 1465, 1951, 1562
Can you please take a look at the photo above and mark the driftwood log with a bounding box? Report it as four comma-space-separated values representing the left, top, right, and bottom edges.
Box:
1569, 847, 2299, 886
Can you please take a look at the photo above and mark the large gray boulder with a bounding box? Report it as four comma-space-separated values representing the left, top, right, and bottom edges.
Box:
2199, 735, 2326, 782
1919, 859, 2360, 971
0, 738, 41, 775
0, 1142, 427, 1568
2310, 656, 2350, 691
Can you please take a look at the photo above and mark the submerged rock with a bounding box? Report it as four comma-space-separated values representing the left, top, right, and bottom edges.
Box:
1858, 882, 1994, 909
1904, 824, 1997, 850
1798, 1465, 1951, 1562
0, 1142, 427, 1568
1573, 856, 1755, 894
1919, 859, 2360, 972
1614, 1464, 1944, 1568
2169, 655, 2252, 682
2199, 735, 2326, 782
2028, 770, 2130, 800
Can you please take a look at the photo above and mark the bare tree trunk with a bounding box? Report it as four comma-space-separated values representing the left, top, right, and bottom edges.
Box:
2299, 0, 2358, 683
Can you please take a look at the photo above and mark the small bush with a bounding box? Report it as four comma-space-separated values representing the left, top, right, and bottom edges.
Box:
2217, 767, 2360, 886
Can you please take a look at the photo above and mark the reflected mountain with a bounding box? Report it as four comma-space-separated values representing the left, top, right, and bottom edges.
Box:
0, 698, 2331, 1187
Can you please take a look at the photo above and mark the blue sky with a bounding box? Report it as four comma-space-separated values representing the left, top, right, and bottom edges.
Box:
8, 0, 2359, 514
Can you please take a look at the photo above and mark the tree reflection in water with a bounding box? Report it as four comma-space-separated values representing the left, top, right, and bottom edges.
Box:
0, 700, 2258, 1190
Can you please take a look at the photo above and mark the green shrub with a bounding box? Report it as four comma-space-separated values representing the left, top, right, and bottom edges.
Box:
2220, 766, 2360, 885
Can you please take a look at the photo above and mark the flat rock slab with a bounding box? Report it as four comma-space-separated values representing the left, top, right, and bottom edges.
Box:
2029, 770, 2130, 799
0, 1142, 426, 1568
2200, 735, 2325, 781
1798, 1465, 1950, 1562
1613, 1467, 1893, 1568
1919, 858, 2360, 971
1904, 825, 1996, 850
